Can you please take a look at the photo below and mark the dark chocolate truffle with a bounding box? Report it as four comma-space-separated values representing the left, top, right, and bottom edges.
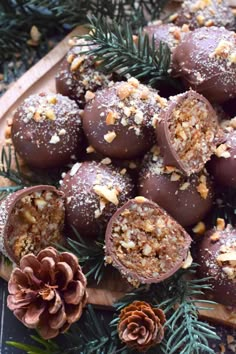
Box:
208, 131, 236, 188
172, 27, 236, 103
143, 22, 190, 52
56, 39, 111, 108
105, 196, 192, 285
0, 185, 65, 264
12, 93, 84, 169
138, 146, 214, 227
197, 224, 236, 306
60, 161, 135, 238
156, 90, 221, 176
83, 78, 167, 159
174, 0, 234, 30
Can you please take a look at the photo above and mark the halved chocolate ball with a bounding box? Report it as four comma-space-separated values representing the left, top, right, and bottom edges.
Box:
197, 224, 236, 306
156, 90, 221, 176
12, 93, 84, 169
83, 78, 167, 160
208, 131, 236, 188
105, 196, 191, 285
143, 22, 190, 52
138, 146, 214, 227
174, 0, 235, 30
172, 27, 236, 103
60, 161, 135, 238
56, 39, 111, 108
0, 185, 65, 264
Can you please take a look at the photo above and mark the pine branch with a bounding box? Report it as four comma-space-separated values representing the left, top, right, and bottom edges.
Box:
81, 16, 179, 89
58, 227, 106, 284
0, 0, 170, 63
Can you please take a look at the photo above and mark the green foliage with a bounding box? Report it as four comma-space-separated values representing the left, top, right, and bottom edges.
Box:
58, 226, 106, 284
0, 0, 170, 63
81, 15, 178, 89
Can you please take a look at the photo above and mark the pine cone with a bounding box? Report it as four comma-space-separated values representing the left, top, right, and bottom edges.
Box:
7, 247, 87, 339
118, 301, 166, 352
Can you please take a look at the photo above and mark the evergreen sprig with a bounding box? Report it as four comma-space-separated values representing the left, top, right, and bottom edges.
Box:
59, 226, 106, 284
81, 15, 177, 88
0, 0, 170, 63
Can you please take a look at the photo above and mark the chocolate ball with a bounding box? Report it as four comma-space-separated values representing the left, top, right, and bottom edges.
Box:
208, 131, 236, 188
105, 196, 191, 285
60, 161, 135, 238
174, 0, 234, 30
0, 185, 65, 264
138, 146, 214, 227
156, 90, 221, 176
143, 23, 190, 52
197, 224, 236, 306
172, 27, 236, 103
83, 78, 167, 160
56, 39, 111, 108
12, 93, 84, 169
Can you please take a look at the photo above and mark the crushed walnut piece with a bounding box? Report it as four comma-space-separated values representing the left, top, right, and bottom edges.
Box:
192, 221, 206, 235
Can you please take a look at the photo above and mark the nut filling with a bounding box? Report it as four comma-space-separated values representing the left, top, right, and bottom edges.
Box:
6, 190, 65, 262
106, 198, 191, 284
169, 96, 218, 174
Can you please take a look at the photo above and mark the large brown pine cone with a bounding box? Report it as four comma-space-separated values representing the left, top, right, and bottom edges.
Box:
7, 247, 87, 339
118, 301, 166, 352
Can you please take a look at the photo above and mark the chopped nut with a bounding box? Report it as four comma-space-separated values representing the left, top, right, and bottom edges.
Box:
70, 56, 85, 71
86, 145, 95, 154
172, 28, 181, 41
128, 77, 139, 88
134, 196, 147, 203
219, 343, 226, 354
212, 40, 233, 59
58, 129, 66, 136
33, 111, 41, 122
34, 198, 47, 210
197, 182, 209, 199
165, 165, 176, 174
101, 157, 112, 165
120, 240, 136, 250
128, 162, 137, 169
182, 252, 193, 269
215, 144, 230, 158
85, 90, 95, 102
67, 53, 75, 64
142, 244, 152, 256
45, 109, 56, 121
192, 221, 206, 235
205, 19, 214, 27
227, 335, 234, 345
30, 26, 41, 42
169, 13, 178, 22
216, 218, 225, 231
217, 251, 236, 264
49, 134, 60, 144
93, 185, 119, 205
229, 52, 236, 64
106, 111, 116, 125
105, 255, 113, 264
210, 232, 220, 242
47, 96, 57, 105
116, 83, 134, 100
22, 211, 36, 224
170, 172, 181, 182
104, 131, 117, 143
180, 182, 190, 191
70, 162, 81, 176
120, 168, 127, 175
139, 88, 150, 100
196, 15, 205, 25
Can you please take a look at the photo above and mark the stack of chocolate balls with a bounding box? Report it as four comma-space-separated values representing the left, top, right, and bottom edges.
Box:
7, 0, 236, 301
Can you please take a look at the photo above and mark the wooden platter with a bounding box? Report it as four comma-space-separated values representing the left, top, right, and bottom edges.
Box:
1, 2, 236, 329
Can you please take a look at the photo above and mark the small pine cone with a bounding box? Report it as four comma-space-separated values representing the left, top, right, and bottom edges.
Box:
118, 301, 166, 352
7, 247, 87, 339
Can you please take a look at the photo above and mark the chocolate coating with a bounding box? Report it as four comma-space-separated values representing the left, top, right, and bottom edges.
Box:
60, 161, 135, 238
197, 225, 236, 306
56, 39, 111, 108
138, 146, 214, 227
175, 0, 234, 30
12, 93, 84, 169
172, 27, 236, 103
0, 185, 65, 264
83, 79, 167, 159
156, 90, 221, 176
143, 23, 190, 52
208, 131, 236, 188
105, 197, 191, 285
